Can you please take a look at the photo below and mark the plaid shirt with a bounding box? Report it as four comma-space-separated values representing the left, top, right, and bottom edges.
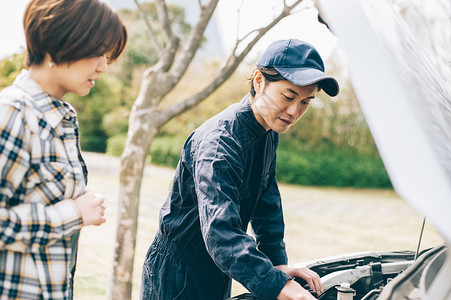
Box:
0, 70, 87, 300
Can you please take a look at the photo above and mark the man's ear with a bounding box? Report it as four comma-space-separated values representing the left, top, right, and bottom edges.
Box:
253, 69, 265, 94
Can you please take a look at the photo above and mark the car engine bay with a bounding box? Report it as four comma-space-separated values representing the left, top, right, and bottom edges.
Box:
229, 245, 449, 300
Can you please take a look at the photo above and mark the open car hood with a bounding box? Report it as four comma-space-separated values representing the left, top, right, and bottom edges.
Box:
316, 0, 451, 244
314, 0, 451, 299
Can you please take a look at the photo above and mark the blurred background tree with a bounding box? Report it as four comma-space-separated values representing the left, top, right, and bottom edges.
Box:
3, 0, 447, 192
0, 2, 389, 192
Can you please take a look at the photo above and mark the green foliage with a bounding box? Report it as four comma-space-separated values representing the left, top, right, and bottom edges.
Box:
103, 106, 130, 137
106, 134, 184, 169
0, 52, 25, 89
276, 147, 392, 188
66, 75, 124, 152
148, 135, 186, 168
80, 131, 109, 153
106, 134, 128, 157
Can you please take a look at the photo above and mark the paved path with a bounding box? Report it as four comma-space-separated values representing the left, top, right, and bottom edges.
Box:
81, 151, 175, 213
82, 151, 175, 178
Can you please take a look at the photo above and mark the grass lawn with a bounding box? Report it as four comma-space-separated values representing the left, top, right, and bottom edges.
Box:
73, 156, 444, 299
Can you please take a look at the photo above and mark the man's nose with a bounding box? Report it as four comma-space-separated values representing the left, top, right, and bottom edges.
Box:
286, 101, 300, 118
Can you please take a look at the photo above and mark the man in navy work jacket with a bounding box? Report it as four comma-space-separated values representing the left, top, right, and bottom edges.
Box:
140, 39, 339, 300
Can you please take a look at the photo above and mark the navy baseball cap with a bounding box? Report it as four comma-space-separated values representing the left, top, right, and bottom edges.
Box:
258, 39, 339, 97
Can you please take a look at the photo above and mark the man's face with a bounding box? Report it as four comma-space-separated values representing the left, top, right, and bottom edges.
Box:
250, 71, 318, 133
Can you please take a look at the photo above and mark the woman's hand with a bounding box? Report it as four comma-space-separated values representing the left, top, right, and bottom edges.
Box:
74, 191, 107, 226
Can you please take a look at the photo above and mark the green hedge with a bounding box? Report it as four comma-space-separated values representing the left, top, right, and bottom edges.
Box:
106, 134, 184, 169
80, 129, 108, 153
106, 135, 392, 189
276, 147, 392, 188
106, 134, 128, 157
147, 136, 185, 168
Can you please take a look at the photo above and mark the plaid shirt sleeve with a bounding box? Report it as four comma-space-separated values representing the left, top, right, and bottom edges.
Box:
0, 99, 82, 253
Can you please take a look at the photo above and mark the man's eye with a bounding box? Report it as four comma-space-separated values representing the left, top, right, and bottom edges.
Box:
283, 95, 294, 101
302, 100, 310, 105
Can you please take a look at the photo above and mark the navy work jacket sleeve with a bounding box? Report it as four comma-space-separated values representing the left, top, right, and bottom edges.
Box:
194, 133, 291, 300
251, 153, 288, 267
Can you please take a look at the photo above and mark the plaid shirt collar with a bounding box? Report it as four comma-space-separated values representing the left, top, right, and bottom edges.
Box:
13, 69, 77, 129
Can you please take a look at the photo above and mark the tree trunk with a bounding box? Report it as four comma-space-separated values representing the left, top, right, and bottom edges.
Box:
106, 107, 159, 300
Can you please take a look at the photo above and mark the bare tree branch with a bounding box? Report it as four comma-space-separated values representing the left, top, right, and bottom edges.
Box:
133, 0, 163, 55
235, 0, 245, 43
137, 0, 219, 106
160, 0, 304, 122
155, 0, 174, 42
228, 0, 305, 66
169, 0, 220, 80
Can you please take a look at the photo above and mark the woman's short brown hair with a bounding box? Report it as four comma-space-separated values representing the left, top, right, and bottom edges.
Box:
23, 0, 127, 67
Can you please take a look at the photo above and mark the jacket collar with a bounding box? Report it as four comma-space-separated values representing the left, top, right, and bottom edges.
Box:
240, 94, 270, 138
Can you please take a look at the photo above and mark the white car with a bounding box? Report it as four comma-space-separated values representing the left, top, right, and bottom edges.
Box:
230, 0, 451, 299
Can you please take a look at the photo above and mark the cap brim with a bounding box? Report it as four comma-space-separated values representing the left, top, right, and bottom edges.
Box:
275, 67, 339, 97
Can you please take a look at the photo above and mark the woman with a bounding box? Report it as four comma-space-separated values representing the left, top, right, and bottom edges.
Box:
0, 0, 127, 299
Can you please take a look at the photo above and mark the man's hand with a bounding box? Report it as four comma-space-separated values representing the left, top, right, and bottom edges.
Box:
277, 279, 317, 300
277, 265, 323, 298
